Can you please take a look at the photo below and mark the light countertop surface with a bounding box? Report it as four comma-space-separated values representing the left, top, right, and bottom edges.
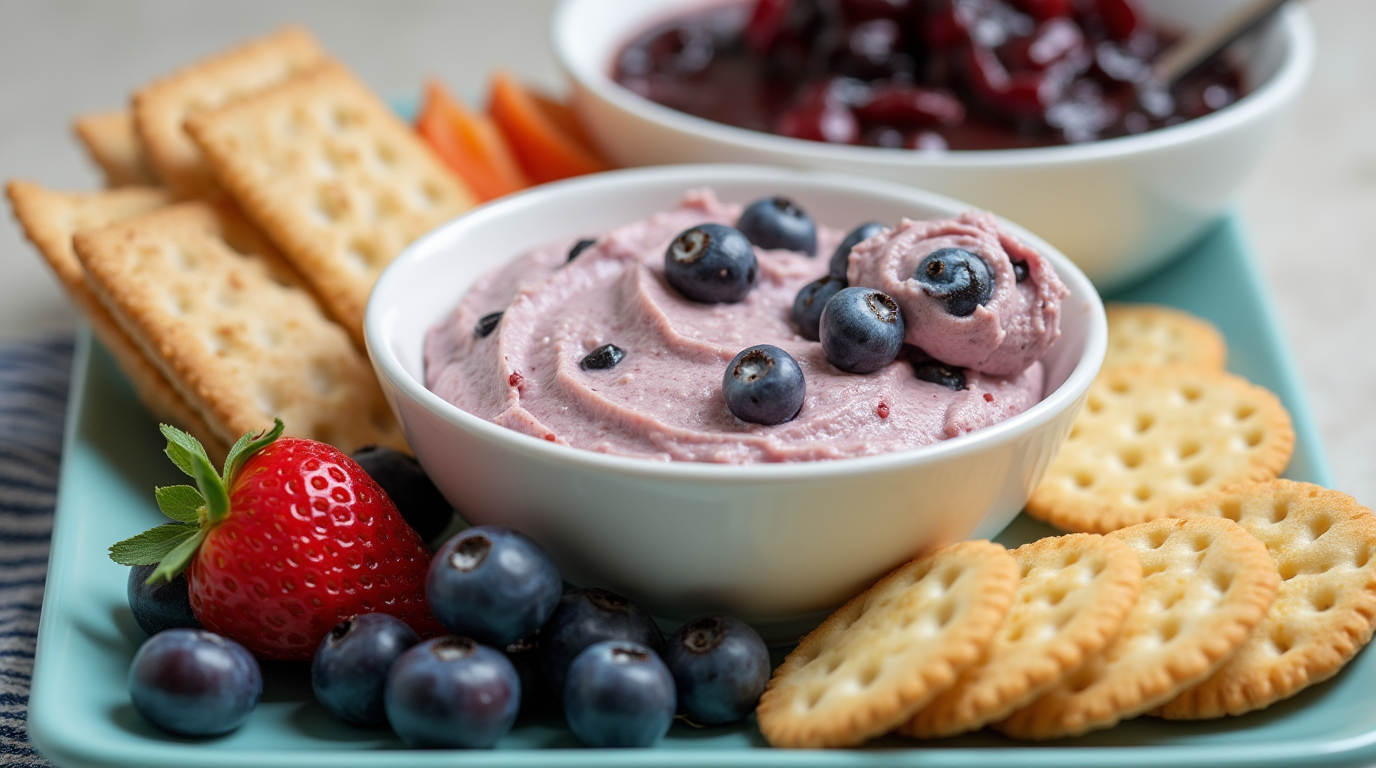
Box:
1, 0, 1371, 504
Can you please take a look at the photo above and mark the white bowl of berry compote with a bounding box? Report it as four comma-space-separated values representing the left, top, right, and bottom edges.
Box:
365, 164, 1105, 639
553, 0, 1313, 292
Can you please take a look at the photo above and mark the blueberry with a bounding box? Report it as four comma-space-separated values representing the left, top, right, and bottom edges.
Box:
127, 563, 200, 636
311, 613, 420, 727
828, 221, 885, 277
664, 223, 757, 304
792, 274, 847, 341
128, 629, 261, 737
910, 354, 967, 390
914, 248, 994, 317
819, 287, 905, 374
580, 344, 625, 371
563, 641, 675, 748
663, 615, 770, 726
350, 446, 453, 544
736, 196, 818, 255
475, 311, 503, 338
539, 587, 663, 697
567, 238, 596, 262
1013, 259, 1029, 283
428, 525, 563, 648
384, 636, 520, 749
723, 345, 805, 425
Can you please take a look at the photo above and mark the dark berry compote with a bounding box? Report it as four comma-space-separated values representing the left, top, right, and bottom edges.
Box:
613, 0, 1247, 151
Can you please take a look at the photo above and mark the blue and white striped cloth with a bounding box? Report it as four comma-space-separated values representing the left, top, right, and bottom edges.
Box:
0, 336, 72, 768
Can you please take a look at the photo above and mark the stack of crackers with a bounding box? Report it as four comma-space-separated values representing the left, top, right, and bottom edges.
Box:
755, 305, 1376, 747
7, 26, 478, 459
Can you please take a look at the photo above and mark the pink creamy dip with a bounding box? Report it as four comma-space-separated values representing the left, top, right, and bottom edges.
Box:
424, 190, 1065, 463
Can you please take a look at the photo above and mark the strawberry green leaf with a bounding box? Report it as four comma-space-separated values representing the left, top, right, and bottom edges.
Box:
190, 449, 230, 524
148, 527, 209, 584
109, 522, 197, 566
222, 418, 285, 487
154, 485, 205, 523
160, 423, 212, 480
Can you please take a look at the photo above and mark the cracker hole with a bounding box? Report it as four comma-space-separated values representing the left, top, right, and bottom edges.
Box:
1157, 618, 1180, 643
344, 238, 383, 272
857, 661, 882, 688
1162, 590, 1183, 609
1089, 559, 1106, 577
1119, 448, 1144, 469
1069, 425, 1081, 440
1190, 534, 1212, 552
1278, 562, 1298, 581
1147, 528, 1170, 549
1270, 628, 1293, 655
1133, 485, 1153, 503
936, 600, 956, 628
1179, 441, 1201, 460
1063, 551, 1082, 567
1053, 610, 1073, 629
1270, 500, 1291, 524
376, 142, 398, 166
1180, 385, 1202, 402
1007, 625, 1025, 642
805, 686, 826, 709
1066, 669, 1096, 693
1357, 549, 1372, 569
419, 181, 444, 208
1019, 562, 1035, 579
1211, 570, 1232, 594
1235, 404, 1257, 420
1308, 516, 1332, 540
940, 567, 961, 590
1086, 397, 1104, 414
1135, 413, 1155, 433
1245, 429, 1265, 448
315, 187, 346, 223
1074, 471, 1095, 489
1109, 379, 1131, 395
332, 105, 362, 129
1047, 588, 1067, 606
1312, 590, 1337, 613
1187, 465, 1212, 487
823, 655, 843, 674
1219, 500, 1242, 522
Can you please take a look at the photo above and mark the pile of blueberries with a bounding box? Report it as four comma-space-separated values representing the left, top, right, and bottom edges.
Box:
123, 448, 772, 748
665, 195, 989, 425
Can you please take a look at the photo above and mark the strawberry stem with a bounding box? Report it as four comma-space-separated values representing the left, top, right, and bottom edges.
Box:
108, 418, 286, 583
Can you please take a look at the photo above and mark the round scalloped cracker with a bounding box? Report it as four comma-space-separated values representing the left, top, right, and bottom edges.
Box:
1157, 480, 1376, 719
994, 517, 1279, 740
755, 540, 1017, 748
1026, 365, 1294, 534
901, 533, 1142, 739
1104, 304, 1227, 372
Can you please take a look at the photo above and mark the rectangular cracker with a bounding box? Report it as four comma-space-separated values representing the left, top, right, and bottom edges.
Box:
72, 201, 408, 454
186, 59, 477, 348
72, 111, 160, 188
5, 180, 230, 459
133, 25, 326, 199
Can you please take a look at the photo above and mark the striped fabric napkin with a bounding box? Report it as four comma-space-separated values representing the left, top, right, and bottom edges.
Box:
0, 337, 72, 768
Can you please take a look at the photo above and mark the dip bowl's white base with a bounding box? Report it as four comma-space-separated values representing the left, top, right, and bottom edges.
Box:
367, 165, 1105, 631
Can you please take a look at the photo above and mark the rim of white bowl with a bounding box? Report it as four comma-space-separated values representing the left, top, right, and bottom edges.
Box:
367, 164, 1106, 482
551, 0, 1314, 168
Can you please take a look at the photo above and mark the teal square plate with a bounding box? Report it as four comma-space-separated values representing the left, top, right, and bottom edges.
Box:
29, 216, 1375, 768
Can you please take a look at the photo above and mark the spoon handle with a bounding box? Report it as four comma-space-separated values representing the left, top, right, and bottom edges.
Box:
1150, 0, 1291, 87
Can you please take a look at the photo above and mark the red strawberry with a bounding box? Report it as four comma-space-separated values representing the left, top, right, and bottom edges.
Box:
109, 420, 442, 660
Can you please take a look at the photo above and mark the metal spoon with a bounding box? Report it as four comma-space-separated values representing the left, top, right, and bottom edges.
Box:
1143, 0, 1292, 101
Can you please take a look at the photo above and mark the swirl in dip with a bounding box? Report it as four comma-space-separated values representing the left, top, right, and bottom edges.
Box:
424, 190, 1067, 463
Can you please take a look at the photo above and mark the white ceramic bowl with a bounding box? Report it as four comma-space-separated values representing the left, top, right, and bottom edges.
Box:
367, 165, 1105, 636
553, 0, 1313, 292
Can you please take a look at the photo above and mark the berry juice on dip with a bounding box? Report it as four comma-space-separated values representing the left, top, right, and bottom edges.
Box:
424, 190, 1067, 463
